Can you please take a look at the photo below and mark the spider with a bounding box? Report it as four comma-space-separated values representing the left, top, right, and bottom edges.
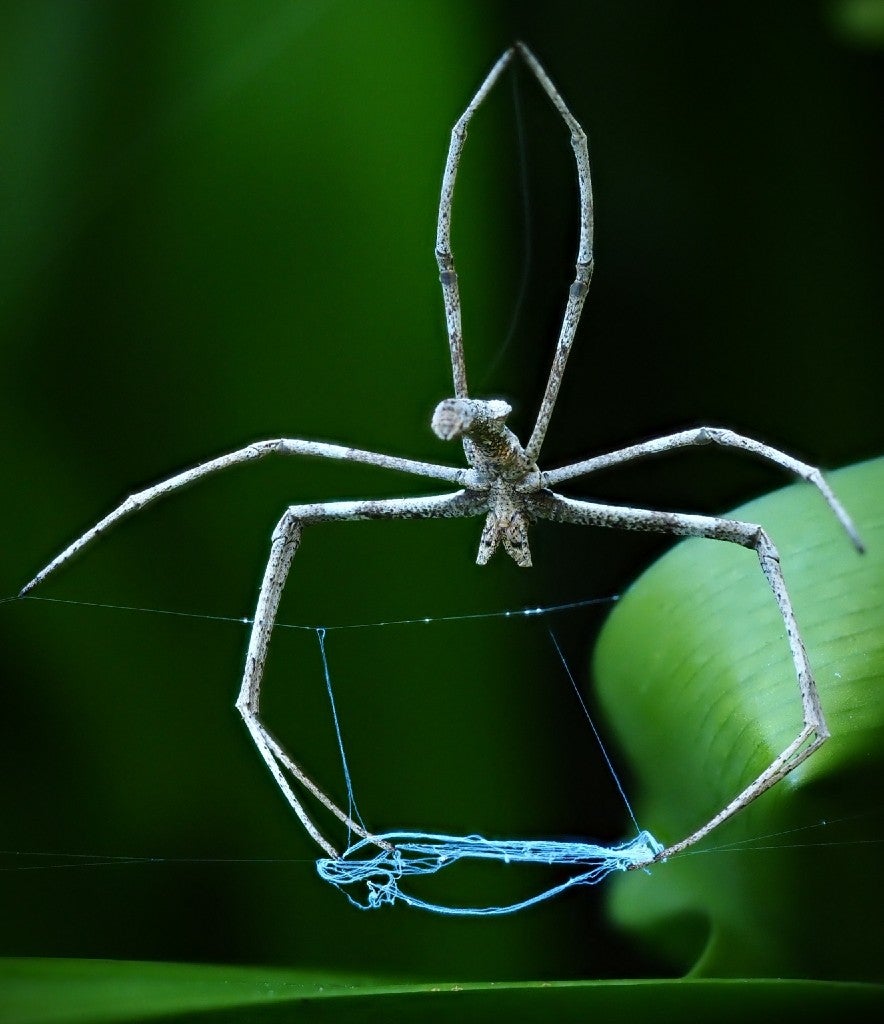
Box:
22, 42, 862, 870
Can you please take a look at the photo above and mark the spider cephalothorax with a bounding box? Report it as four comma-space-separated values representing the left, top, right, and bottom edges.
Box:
432, 397, 539, 566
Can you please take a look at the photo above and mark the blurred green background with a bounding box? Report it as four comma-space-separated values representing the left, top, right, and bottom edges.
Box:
1, 0, 882, 982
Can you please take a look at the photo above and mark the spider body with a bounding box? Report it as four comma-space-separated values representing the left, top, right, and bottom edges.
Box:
23, 43, 862, 869
432, 397, 539, 566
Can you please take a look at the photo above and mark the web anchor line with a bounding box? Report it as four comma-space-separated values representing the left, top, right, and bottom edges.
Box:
10, 589, 659, 913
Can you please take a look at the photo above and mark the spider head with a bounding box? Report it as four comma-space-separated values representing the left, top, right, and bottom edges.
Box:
432, 397, 537, 489
431, 398, 512, 442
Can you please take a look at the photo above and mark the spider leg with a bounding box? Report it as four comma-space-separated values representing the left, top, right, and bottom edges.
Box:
436, 47, 515, 399
530, 491, 830, 863
435, 44, 592, 458
235, 491, 487, 859
517, 43, 594, 464
20, 439, 468, 595
542, 426, 864, 551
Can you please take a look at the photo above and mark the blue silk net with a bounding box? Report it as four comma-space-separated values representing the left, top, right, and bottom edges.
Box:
312, 618, 662, 916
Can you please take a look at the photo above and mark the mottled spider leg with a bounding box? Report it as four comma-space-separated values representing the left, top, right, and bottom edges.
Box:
518, 42, 594, 464
436, 47, 515, 399
543, 427, 864, 552
235, 490, 488, 858
20, 439, 467, 595
529, 491, 830, 863
236, 507, 355, 859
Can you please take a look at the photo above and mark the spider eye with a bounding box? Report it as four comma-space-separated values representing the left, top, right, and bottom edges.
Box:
431, 399, 471, 441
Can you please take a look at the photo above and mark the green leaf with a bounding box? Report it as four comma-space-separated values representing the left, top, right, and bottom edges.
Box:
595, 458, 884, 979
1, 958, 880, 1023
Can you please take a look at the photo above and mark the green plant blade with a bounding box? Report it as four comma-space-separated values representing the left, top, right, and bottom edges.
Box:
1, 958, 881, 1024
595, 458, 884, 979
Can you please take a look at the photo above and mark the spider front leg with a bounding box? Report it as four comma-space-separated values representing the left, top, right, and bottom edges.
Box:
530, 491, 831, 864
435, 48, 515, 399
433, 43, 595, 461
235, 491, 486, 859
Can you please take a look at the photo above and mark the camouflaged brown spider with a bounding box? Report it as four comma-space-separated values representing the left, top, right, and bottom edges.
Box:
22, 43, 863, 869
